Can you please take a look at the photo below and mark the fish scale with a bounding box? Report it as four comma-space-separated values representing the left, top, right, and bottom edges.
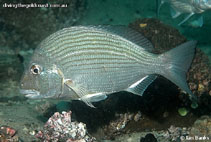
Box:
42, 29, 156, 74
20, 25, 198, 108
48, 37, 134, 59
43, 26, 156, 92
44, 28, 143, 53
44, 30, 106, 52
74, 67, 142, 92
50, 40, 153, 67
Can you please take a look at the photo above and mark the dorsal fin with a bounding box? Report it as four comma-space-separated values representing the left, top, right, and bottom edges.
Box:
87, 25, 154, 52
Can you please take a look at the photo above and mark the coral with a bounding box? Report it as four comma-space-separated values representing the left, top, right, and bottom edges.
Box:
102, 111, 142, 139
36, 111, 96, 142
133, 111, 142, 122
187, 48, 211, 97
0, 126, 20, 142
160, 116, 211, 141
190, 115, 211, 137
129, 18, 187, 54
102, 112, 132, 138
161, 125, 190, 141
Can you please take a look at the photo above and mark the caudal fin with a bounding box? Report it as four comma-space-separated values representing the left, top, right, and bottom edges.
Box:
159, 41, 197, 104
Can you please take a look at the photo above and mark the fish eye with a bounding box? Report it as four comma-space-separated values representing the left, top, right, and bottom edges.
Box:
30, 64, 41, 75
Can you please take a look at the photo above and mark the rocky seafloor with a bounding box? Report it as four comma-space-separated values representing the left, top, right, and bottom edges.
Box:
0, 4, 210, 142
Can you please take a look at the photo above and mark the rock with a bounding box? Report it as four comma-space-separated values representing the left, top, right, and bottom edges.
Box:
190, 115, 211, 137
134, 111, 142, 122
129, 18, 211, 112
36, 111, 96, 142
0, 126, 20, 142
140, 133, 157, 142
129, 18, 211, 99
129, 18, 187, 53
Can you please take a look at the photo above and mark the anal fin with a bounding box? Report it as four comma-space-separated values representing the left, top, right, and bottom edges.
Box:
126, 74, 157, 96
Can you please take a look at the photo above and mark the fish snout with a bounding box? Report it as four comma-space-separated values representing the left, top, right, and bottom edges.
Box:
20, 76, 28, 89
20, 73, 33, 89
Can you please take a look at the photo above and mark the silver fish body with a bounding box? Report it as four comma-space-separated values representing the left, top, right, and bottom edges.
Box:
157, 0, 211, 26
168, 0, 211, 13
20, 26, 197, 107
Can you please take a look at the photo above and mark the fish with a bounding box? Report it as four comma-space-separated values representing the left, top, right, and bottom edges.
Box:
157, 0, 211, 26
20, 25, 198, 108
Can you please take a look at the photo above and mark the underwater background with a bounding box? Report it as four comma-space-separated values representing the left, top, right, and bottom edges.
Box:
0, 0, 210, 141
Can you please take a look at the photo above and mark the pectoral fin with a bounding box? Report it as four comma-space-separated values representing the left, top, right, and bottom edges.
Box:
126, 74, 157, 96
63, 79, 92, 107
64, 79, 107, 108
64, 79, 86, 97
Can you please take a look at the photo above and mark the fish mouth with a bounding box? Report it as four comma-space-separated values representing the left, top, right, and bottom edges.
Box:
19, 89, 41, 99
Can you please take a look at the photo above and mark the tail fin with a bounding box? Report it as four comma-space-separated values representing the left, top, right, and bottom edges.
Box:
159, 41, 197, 104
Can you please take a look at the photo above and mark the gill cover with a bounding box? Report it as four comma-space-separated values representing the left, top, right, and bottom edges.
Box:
41, 64, 64, 98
